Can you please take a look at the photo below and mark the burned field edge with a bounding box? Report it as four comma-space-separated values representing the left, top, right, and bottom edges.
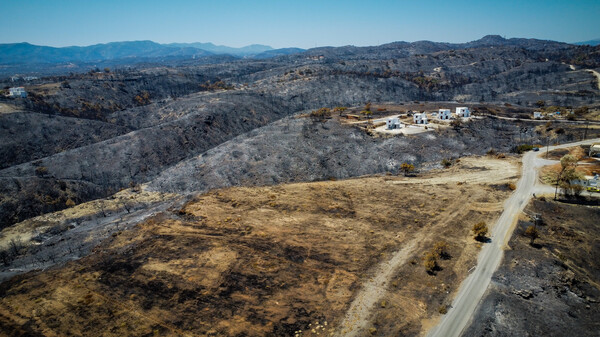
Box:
463, 198, 600, 336
0, 169, 514, 337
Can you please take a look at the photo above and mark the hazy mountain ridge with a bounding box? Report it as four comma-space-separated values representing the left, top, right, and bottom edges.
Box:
165, 42, 274, 56
575, 39, 600, 46
0, 35, 582, 76
0, 41, 302, 67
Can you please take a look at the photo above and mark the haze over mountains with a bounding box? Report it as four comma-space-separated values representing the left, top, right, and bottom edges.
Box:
1, 35, 597, 77
0, 40, 300, 64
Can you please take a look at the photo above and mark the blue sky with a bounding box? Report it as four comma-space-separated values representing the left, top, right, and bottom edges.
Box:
1, 0, 598, 48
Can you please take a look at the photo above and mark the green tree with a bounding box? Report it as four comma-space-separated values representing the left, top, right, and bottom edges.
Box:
472, 222, 488, 241
535, 100, 546, 108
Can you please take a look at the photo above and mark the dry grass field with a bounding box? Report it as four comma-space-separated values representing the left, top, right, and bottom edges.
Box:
0, 156, 518, 336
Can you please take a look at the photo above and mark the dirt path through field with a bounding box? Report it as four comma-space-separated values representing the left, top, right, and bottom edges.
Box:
587, 69, 600, 90
335, 239, 420, 336
335, 161, 504, 336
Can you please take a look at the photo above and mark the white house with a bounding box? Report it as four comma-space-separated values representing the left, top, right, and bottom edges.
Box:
413, 113, 428, 124
386, 117, 403, 129
455, 107, 471, 117
533, 111, 543, 119
438, 109, 451, 120
8, 87, 27, 98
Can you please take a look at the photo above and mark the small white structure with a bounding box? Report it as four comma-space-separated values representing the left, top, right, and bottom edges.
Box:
455, 107, 471, 117
533, 111, 543, 119
438, 109, 451, 120
386, 117, 403, 129
8, 87, 27, 98
413, 113, 428, 124
590, 143, 600, 157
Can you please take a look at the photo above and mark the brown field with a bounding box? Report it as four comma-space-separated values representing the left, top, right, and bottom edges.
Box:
0, 156, 518, 337
26, 83, 62, 96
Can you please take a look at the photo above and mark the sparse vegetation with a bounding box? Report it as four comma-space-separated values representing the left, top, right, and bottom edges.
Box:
133, 91, 151, 105
400, 162, 415, 176
333, 106, 347, 116
424, 251, 438, 274
513, 144, 535, 154
310, 107, 331, 120
524, 225, 539, 245
472, 221, 488, 241
433, 241, 450, 259
35, 166, 48, 176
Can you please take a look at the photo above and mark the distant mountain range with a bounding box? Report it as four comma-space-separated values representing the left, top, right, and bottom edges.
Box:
0, 35, 594, 77
0, 40, 305, 66
574, 39, 600, 46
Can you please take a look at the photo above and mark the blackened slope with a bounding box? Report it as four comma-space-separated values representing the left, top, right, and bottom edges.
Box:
0, 91, 296, 228
0, 112, 131, 169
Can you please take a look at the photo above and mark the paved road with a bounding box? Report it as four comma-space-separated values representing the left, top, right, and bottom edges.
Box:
427, 138, 600, 337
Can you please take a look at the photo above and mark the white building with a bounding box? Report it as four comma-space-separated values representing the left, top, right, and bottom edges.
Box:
533, 111, 543, 119
8, 87, 27, 98
386, 117, 403, 129
438, 109, 451, 120
455, 107, 471, 117
413, 113, 428, 124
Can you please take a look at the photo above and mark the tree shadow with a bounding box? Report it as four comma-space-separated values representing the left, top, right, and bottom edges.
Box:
530, 242, 543, 249
475, 236, 492, 243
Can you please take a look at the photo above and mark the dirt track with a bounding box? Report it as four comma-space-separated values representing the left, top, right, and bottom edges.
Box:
336, 156, 519, 336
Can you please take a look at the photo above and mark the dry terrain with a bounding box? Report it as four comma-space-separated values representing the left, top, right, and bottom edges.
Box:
463, 198, 600, 336
0, 156, 517, 336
